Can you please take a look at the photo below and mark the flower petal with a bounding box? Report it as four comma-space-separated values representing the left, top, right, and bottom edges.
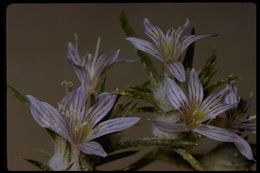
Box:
86, 93, 117, 127
87, 49, 120, 80
168, 61, 186, 82
67, 42, 89, 86
27, 95, 71, 142
152, 120, 188, 134
126, 37, 162, 62
67, 42, 84, 66
231, 118, 256, 133
224, 81, 239, 105
200, 87, 228, 112
144, 18, 165, 47
77, 141, 107, 157
188, 68, 204, 106
89, 117, 140, 141
59, 86, 87, 122
202, 103, 237, 122
166, 77, 189, 114
193, 124, 254, 160
179, 34, 215, 54
173, 18, 190, 44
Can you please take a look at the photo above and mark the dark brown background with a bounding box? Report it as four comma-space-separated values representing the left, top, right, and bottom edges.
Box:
7, 3, 256, 170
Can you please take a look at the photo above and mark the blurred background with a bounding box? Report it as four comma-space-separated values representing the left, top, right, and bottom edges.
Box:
7, 3, 256, 170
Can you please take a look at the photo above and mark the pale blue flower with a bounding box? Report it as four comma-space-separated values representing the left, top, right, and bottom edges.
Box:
67, 37, 136, 93
126, 18, 214, 82
27, 85, 140, 157
152, 68, 254, 160
223, 81, 256, 135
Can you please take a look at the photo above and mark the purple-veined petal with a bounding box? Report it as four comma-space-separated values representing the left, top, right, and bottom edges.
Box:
165, 28, 174, 45
202, 103, 237, 122
188, 68, 204, 106
88, 117, 140, 141
179, 34, 215, 54
152, 120, 188, 134
59, 86, 87, 122
84, 38, 122, 82
224, 81, 239, 105
27, 95, 71, 142
200, 87, 228, 112
67, 42, 84, 66
166, 77, 189, 114
86, 93, 117, 127
144, 18, 165, 47
168, 61, 186, 82
77, 141, 107, 157
193, 124, 254, 160
67, 42, 89, 86
182, 18, 191, 29
126, 37, 162, 62
231, 118, 256, 133
91, 50, 120, 79
234, 136, 254, 160
173, 18, 191, 45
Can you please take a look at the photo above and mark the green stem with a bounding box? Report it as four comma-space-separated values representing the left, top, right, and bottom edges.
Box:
174, 148, 206, 171
110, 138, 197, 152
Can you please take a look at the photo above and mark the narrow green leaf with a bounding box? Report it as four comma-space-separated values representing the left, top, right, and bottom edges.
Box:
128, 83, 151, 93
97, 75, 106, 94
204, 75, 240, 95
46, 129, 57, 142
32, 148, 51, 158
64, 161, 75, 171
24, 159, 52, 171
198, 50, 217, 88
182, 27, 196, 69
7, 83, 29, 107
119, 11, 158, 82
119, 11, 136, 37
174, 148, 206, 171
97, 150, 138, 166
131, 106, 157, 113
110, 138, 196, 152
117, 89, 155, 105
117, 150, 157, 171
7, 84, 60, 142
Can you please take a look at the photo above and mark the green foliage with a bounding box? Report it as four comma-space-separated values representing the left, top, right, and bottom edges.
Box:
198, 50, 217, 88
112, 99, 139, 117
97, 76, 106, 94
174, 148, 205, 171
110, 138, 197, 152
131, 106, 157, 113
33, 148, 51, 158
182, 27, 196, 69
7, 83, 29, 107
200, 143, 253, 171
24, 159, 52, 171
7, 84, 59, 142
64, 161, 75, 171
119, 11, 159, 82
96, 150, 138, 167
204, 75, 240, 95
117, 150, 158, 171
46, 129, 58, 142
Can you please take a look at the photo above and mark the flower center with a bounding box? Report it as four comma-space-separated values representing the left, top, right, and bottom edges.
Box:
163, 43, 173, 61
71, 121, 93, 144
184, 105, 206, 129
